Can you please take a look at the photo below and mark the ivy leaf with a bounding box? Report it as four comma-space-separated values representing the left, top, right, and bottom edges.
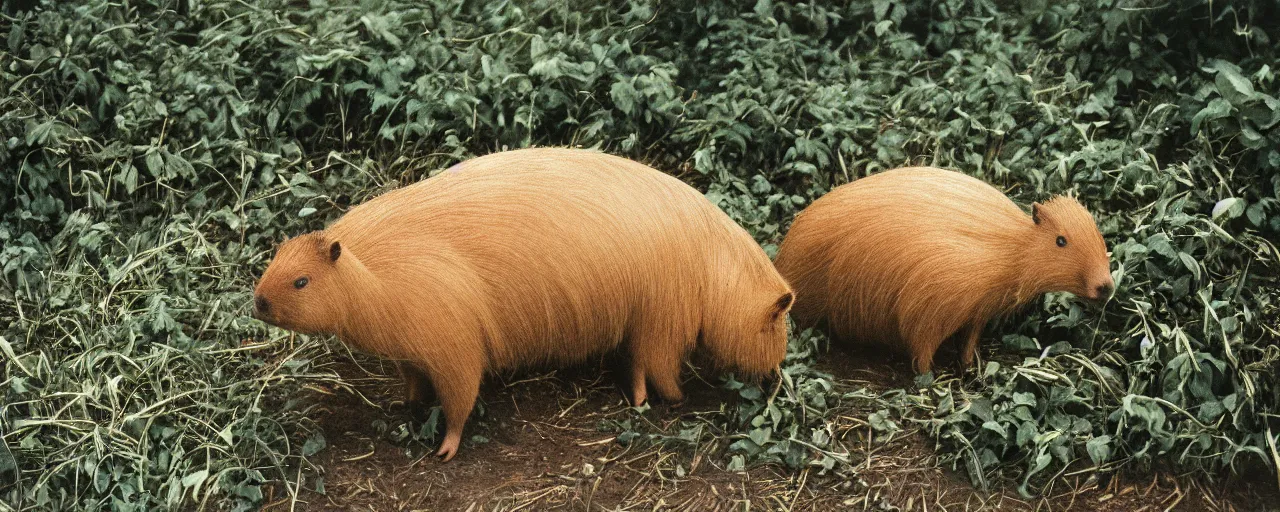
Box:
1190, 98, 1232, 135
1211, 61, 1257, 106
1086, 436, 1112, 465
611, 80, 638, 115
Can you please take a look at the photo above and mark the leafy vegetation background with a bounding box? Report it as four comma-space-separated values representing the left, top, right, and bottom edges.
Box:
1, 0, 1277, 509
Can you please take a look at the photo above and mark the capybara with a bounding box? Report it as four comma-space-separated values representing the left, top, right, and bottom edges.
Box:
252, 147, 794, 461
773, 167, 1113, 374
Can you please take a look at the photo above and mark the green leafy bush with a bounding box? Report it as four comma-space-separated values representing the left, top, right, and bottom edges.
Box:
1, 0, 1276, 509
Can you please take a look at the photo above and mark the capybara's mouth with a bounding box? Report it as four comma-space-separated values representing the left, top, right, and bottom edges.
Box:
251, 309, 276, 325
1081, 291, 1111, 304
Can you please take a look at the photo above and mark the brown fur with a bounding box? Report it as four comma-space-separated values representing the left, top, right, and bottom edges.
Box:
252, 147, 794, 461
773, 167, 1113, 374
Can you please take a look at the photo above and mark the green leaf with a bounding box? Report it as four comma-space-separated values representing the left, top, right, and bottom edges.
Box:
873, 0, 891, 20
181, 469, 209, 491
0, 433, 16, 476
753, 0, 772, 18
1239, 126, 1267, 149
1145, 234, 1177, 259
1016, 422, 1038, 447
874, 20, 893, 37
145, 149, 166, 178
748, 427, 771, 446
1247, 203, 1267, 226
969, 398, 995, 423
25, 119, 55, 146
1211, 197, 1246, 220
610, 80, 638, 115
1178, 252, 1201, 282
1240, 96, 1280, 130
266, 110, 280, 132
303, 433, 326, 456
1086, 436, 1112, 465
1190, 98, 1232, 135
869, 410, 899, 433
530, 35, 549, 59
1212, 61, 1258, 105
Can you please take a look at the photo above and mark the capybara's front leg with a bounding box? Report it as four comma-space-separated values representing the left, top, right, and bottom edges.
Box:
908, 333, 939, 375
960, 324, 983, 368
630, 364, 648, 407
430, 365, 481, 462
398, 362, 432, 404
637, 348, 685, 406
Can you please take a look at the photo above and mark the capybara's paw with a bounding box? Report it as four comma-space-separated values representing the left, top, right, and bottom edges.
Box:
630, 387, 648, 407
436, 433, 461, 462
656, 387, 685, 407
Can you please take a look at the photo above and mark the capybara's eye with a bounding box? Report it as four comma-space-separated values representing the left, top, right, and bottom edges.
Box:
294, 277, 309, 289
1056, 236, 1067, 248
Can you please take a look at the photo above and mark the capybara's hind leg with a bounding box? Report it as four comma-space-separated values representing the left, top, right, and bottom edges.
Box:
430, 364, 481, 462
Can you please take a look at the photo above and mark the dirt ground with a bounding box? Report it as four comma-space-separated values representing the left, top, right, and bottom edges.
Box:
261, 344, 1279, 512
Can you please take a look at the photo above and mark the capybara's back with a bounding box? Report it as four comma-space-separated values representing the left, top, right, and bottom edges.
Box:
773, 167, 1112, 374
253, 147, 794, 460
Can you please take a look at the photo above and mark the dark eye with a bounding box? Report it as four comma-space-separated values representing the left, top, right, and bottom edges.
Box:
294, 277, 309, 289
1056, 236, 1067, 248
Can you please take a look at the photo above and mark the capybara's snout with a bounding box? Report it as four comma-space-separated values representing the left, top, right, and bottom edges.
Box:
1088, 280, 1115, 302
1082, 269, 1115, 302
252, 294, 272, 322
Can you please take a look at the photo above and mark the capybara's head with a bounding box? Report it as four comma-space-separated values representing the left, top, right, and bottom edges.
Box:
763, 290, 796, 349
1029, 196, 1114, 301
253, 232, 347, 334
724, 288, 796, 375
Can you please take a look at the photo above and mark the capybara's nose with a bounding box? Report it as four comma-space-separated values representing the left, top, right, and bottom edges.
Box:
255, 295, 271, 315
1094, 282, 1114, 300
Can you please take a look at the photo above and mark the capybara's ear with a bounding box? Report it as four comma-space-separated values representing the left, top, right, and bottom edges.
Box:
329, 241, 342, 262
1032, 202, 1044, 225
771, 292, 795, 321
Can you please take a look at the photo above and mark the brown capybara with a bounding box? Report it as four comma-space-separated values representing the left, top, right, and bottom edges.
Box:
252, 147, 794, 461
773, 167, 1113, 374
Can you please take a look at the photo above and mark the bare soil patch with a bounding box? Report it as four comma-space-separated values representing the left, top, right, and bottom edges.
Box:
264, 345, 1277, 511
